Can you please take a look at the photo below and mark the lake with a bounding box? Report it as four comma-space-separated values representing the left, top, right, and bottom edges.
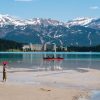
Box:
0, 52, 100, 71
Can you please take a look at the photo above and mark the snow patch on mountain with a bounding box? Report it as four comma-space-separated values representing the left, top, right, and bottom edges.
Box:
0, 14, 26, 26
0, 14, 100, 30
0, 14, 64, 27
88, 32, 92, 46
25, 18, 64, 26
66, 17, 94, 27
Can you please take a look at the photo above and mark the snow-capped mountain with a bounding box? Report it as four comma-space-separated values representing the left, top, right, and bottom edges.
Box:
0, 14, 100, 46
0, 14, 64, 27
0, 14, 100, 29
86, 18, 100, 30
65, 17, 94, 27
66, 17, 100, 30
0, 14, 26, 26
25, 18, 64, 26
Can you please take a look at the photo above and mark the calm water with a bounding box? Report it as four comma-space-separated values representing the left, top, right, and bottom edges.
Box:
0, 52, 100, 70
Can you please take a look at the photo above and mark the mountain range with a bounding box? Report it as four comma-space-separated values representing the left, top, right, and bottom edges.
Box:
0, 14, 100, 46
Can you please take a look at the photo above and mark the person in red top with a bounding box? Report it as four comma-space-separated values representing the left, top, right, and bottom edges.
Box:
2, 62, 8, 82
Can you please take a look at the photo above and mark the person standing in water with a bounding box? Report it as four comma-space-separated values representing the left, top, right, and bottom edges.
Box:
3, 62, 7, 82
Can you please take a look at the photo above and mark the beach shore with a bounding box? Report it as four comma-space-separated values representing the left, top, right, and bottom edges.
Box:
0, 67, 100, 100
0, 84, 89, 100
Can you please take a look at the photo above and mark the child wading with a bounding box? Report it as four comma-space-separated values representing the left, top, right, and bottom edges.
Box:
3, 62, 8, 82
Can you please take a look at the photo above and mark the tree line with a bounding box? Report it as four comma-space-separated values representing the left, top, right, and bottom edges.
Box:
0, 39, 23, 51
0, 38, 100, 52
67, 46, 100, 52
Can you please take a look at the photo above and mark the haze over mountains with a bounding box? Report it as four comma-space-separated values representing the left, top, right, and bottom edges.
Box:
0, 14, 100, 46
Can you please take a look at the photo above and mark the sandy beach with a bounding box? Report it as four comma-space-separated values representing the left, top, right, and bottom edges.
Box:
0, 67, 100, 100
0, 85, 89, 100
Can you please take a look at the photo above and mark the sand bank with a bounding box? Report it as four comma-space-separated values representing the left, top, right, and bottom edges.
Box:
0, 67, 100, 100
0, 84, 89, 100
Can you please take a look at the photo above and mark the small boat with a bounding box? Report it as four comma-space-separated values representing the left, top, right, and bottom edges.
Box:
43, 57, 64, 60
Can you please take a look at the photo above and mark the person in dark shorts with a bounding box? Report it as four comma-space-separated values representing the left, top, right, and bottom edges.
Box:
3, 62, 7, 82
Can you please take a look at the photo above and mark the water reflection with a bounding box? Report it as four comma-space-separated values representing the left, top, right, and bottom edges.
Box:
0, 53, 100, 71
43, 60, 63, 71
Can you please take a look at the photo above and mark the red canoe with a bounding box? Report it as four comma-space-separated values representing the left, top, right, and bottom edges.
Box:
43, 58, 64, 60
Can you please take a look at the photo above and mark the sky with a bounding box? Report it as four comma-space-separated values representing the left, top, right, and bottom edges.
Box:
0, 0, 100, 21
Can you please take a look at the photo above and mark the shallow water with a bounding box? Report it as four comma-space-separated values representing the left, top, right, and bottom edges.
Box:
0, 52, 100, 71
91, 91, 100, 100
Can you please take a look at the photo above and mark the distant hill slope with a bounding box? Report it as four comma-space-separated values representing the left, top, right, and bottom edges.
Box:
0, 14, 100, 47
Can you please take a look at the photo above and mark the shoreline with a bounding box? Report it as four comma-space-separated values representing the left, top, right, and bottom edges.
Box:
0, 67, 100, 89
0, 67, 100, 100
0, 51, 100, 54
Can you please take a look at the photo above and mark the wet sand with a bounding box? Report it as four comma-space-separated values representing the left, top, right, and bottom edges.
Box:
0, 67, 100, 100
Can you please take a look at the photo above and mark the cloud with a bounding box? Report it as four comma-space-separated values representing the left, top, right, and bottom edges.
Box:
15, 0, 33, 2
90, 6, 100, 10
